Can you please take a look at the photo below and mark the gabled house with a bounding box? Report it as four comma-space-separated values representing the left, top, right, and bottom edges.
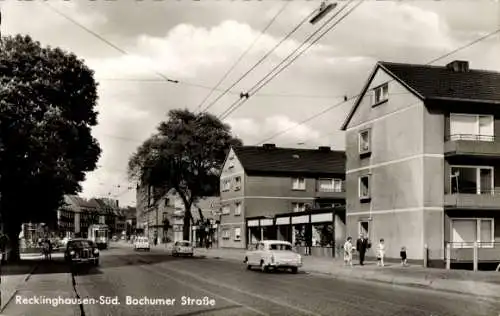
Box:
219, 144, 346, 256
341, 60, 500, 267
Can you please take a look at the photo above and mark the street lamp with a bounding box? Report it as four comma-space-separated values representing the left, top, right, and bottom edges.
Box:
310, 2, 338, 25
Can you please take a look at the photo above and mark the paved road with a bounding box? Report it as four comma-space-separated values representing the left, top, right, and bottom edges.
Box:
68, 245, 500, 316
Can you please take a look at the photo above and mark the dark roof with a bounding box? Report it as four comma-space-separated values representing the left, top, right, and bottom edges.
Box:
379, 61, 500, 103
341, 61, 500, 130
233, 146, 345, 174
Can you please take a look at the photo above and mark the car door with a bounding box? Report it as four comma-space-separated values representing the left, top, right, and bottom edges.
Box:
252, 243, 264, 265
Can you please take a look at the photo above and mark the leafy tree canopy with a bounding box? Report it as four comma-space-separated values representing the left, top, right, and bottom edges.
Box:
0, 35, 101, 250
128, 109, 242, 238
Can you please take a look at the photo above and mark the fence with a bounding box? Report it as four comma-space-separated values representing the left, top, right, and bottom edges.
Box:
446, 241, 500, 271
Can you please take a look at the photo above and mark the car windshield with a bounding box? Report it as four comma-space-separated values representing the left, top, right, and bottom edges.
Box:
68, 240, 91, 248
177, 242, 191, 247
269, 244, 293, 251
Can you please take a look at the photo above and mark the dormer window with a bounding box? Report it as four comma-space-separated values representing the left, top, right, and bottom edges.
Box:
373, 82, 389, 106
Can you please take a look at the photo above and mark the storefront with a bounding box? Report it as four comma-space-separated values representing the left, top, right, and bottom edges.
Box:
246, 207, 346, 257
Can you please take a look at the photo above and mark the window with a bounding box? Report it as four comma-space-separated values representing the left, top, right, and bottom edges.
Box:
450, 166, 493, 194
222, 229, 230, 239
221, 179, 231, 191
221, 205, 230, 215
234, 202, 242, 216
373, 83, 389, 105
358, 221, 369, 237
451, 218, 494, 248
162, 212, 168, 221
228, 160, 235, 169
234, 176, 241, 190
234, 228, 241, 241
358, 129, 371, 154
292, 202, 305, 213
449, 114, 494, 141
359, 175, 371, 200
292, 178, 306, 190
318, 178, 343, 192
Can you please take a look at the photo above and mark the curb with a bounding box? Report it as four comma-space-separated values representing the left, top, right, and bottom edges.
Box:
202, 253, 500, 301
0, 263, 38, 313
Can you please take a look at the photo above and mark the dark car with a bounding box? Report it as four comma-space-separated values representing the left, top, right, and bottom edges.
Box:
64, 238, 99, 266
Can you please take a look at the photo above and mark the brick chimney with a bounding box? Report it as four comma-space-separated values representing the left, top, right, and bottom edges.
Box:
318, 146, 331, 152
262, 143, 276, 149
446, 60, 469, 73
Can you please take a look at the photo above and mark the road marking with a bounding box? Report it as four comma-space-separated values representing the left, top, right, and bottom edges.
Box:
139, 264, 268, 316
147, 263, 324, 316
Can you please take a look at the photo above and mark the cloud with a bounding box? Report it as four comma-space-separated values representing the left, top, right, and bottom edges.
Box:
226, 115, 322, 146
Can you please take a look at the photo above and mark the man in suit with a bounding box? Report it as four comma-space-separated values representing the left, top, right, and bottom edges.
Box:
356, 234, 370, 265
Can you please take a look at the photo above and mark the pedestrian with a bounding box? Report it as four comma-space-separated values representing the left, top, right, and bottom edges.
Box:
377, 238, 385, 267
343, 237, 354, 266
400, 246, 408, 266
356, 234, 370, 266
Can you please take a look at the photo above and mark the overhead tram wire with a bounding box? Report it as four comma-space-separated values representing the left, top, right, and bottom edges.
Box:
267, 27, 500, 146
195, 2, 290, 112
217, 0, 363, 120
44, 2, 214, 91
199, 5, 319, 113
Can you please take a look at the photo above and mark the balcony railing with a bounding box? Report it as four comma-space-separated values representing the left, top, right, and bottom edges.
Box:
445, 188, 500, 209
447, 241, 500, 262
447, 134, 495, 142
317, 187, 345, 193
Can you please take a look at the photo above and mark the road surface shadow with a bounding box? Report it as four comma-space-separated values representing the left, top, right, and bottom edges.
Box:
102, 253, 207, 269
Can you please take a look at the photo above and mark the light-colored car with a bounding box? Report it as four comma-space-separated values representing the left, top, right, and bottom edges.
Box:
172, 240, 194, 257
134, 237, 150, 251
244, 240, 302, 273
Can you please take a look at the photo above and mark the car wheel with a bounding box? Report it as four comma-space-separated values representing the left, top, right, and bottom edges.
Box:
291, 267, 298, 274
94, 259, 99, 266
260, 260, 268, 273
246, 262, 252, 270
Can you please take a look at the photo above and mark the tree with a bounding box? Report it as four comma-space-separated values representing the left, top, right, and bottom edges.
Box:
128, 109, 242, 240
0, 35, 101, 261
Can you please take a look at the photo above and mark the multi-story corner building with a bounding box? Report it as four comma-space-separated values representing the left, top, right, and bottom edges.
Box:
341, 60, 500, 266
219, 144, 346, 256
56, 195, 100, 238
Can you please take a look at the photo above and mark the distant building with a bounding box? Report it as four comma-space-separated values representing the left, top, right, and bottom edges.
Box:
135, 183, 219, 244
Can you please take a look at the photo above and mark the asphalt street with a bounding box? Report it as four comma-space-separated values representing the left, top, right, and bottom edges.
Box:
67, 245, 500, 316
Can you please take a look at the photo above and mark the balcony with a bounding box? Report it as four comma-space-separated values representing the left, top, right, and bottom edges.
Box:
316, 180, 345, 199
444, 134, 500, 159
447, 242, 500, 262
444, 189, 500, 209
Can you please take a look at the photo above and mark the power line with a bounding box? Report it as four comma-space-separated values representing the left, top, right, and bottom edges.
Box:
199, 4, 319, 113
218, 0, 363, 120
195, 2, 290, 112
265, 27, 500, 146
96, 78, 347, 99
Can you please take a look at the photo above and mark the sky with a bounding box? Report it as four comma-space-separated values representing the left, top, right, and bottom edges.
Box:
1, 1, 499, 207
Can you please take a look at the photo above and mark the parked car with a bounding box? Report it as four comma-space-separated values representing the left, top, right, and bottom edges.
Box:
64, 239, 99, 266
134, 236, 150, 251
244, 240, 302, 273
172, 240, 194, 257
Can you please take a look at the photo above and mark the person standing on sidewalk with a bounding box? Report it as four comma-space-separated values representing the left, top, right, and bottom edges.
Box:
376, 238, 385, 267
343, 237, 354, 266
400, 246, 408, 266
356, 234, 370, 266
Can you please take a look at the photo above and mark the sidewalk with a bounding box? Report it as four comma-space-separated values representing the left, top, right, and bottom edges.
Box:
1, 255, 77, 316
193, 247, 500, 300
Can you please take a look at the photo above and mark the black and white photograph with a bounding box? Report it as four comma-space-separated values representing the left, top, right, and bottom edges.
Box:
1, 0, 500, 315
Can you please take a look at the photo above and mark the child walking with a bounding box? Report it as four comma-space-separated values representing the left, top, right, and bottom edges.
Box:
343, 237, 354, 266
376, 238, 385, 267
400, 246, 408, 266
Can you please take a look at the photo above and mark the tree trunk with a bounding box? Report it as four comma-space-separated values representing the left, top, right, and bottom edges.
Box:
182, 214, 190, 241
5, 222, 22, 262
